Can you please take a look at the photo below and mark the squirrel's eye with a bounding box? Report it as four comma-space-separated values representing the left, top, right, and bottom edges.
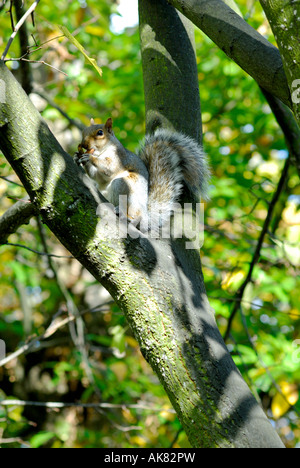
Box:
97, 129, 104, 136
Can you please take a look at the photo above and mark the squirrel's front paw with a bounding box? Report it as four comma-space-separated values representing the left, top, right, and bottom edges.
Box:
74, 153, 90, 166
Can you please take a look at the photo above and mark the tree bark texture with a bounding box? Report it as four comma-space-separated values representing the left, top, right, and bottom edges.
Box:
166, 0, 291, 108
0, 7, 285, 447
139, 0, 202, 142
259, 0, 300, 126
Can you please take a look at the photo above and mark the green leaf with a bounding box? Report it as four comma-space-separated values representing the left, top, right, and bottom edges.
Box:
59, 25, 103, 77
110, 325, 126, 355
30, 431, 55, 448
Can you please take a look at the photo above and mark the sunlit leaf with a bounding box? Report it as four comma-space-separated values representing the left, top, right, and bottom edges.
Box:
59, 25, 103, 77
272, 382, 299, 419
30, 431, 56, 448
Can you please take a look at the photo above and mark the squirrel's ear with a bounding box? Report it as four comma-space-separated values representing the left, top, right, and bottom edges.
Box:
90, 118, 95, 125
105, 118, 113, 134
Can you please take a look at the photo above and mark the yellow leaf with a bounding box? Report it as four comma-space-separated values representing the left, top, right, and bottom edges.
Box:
110, 362, 127, 382
281, 381, 299, 405
159, 409, 176, 422
7, 405, 23, 422
59, 25, 102, 77
256, 161, 280, 178
130, 436, 147, 447
85, 25, 105, 36
122, 407, 136, 424
125, 336, 139, 348
271, 382, 299, 419
221, 270, 245, 290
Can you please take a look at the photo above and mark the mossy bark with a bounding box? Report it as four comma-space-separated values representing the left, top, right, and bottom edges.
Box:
259, 0, 300, 126
139, 0, 202, 141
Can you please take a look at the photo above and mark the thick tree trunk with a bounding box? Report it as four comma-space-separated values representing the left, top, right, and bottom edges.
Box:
139, 0, 202, 141
0, 10, 284, 447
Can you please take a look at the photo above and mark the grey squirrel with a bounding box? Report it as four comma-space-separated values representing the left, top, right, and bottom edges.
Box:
74, 118, 210, 232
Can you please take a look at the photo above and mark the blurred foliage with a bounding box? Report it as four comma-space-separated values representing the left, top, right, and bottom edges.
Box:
0, 0, 299, 448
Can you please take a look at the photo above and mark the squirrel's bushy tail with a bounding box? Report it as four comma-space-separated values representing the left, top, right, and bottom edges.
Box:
138, 128, 210, 228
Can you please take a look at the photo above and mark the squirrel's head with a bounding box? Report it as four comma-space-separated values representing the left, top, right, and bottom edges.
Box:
78, 118, 114, 154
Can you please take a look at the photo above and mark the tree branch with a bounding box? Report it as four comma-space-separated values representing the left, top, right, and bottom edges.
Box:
14, 0, 33, 94
1, 0, 41, 61
0, 306, 91, 367
0, 399, 174, 413
259, 0, 300, 126
0, 199, 36, 244
4, 242, 73, 258
260, 87, 300, 177
34, 90, 85, 131
224, 156, 290, 342
167, 0, 291, 108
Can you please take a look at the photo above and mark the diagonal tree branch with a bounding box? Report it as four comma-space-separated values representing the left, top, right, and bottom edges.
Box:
167, 0, 291, 107
259, 0, 300, 126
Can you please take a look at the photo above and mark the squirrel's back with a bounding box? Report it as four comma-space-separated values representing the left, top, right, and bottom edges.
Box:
138, 128, 210, 226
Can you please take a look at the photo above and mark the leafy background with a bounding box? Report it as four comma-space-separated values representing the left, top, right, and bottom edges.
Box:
0, 0, 299, 448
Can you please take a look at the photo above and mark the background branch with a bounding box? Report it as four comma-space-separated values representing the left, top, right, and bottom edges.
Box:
260, 87, 300, 176
14, 0, 33, 94
1, 0, 41, 61
0, 199, 36, 244
224, 156, 290, 341
0, 399, 175, 413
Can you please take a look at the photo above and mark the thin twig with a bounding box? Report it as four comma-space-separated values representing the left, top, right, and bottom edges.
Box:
3, 242, 74, 258
0, 437, 26, 444
224, 156, 290, 341
0, 312, 77, 367
35, 217, 100, 396
0, 175, 23, 187
237, 305, 300, 417
0, 399, 175, 413
0, 303, 113, 368
1, 0, 41, 61
5, 57, 68, 76
34, 90, 85, 130
3, 34, 65, 60
14, 0, 33, 94
0, 200, 36, 244
8, 0, 14, 30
